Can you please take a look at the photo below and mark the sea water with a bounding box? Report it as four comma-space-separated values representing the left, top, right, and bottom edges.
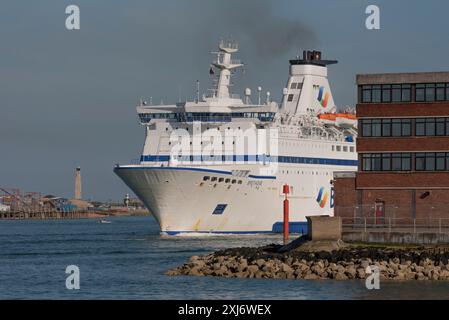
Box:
0, 216, 448, 299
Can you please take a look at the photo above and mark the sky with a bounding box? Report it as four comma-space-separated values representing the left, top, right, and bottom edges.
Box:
1, 0, 448, 201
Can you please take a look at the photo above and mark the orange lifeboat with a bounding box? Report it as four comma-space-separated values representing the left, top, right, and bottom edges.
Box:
318, 112, 357, 128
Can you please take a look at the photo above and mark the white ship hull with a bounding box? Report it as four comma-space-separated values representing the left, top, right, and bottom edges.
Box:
114, 163, 350, 234
115, 166, 279, 233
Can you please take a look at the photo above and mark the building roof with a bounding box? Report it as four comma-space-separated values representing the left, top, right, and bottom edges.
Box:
333, 171, 356, 178
356, 71, 449, 85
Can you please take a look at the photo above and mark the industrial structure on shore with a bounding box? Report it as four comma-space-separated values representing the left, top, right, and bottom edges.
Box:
0, 167, 148, 220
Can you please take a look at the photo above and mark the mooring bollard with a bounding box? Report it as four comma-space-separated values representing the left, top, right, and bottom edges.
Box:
283, 184, 290, 245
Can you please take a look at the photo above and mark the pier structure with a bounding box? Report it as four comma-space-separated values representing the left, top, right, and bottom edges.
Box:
0, 187, 87, 220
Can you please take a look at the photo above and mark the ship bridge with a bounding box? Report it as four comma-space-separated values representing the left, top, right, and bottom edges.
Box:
136, 40, 279, 125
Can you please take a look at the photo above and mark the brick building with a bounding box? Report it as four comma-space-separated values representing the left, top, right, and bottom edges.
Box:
334, 72, 449, 223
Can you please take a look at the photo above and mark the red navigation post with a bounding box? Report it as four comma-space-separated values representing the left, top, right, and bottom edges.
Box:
283, 184, 290, 245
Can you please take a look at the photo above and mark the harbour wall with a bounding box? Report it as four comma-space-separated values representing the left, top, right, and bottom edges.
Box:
343, 231, 449, 245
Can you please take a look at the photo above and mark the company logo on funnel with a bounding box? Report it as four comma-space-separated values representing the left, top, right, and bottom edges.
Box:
317, 86, 330, 108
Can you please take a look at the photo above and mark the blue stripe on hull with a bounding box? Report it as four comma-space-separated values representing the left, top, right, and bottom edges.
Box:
140, 154, 358, 167
114, 166, 276, 179
162, 222, 308, 235
271, 221, 308, 234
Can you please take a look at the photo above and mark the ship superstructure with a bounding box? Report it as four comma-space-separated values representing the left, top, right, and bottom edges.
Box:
114, 41, 357, 234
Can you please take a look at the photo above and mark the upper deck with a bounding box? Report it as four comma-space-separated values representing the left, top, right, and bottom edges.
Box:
136, 100, 278, 124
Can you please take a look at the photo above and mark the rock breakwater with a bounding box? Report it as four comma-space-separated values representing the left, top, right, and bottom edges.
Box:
166, 244, 449, 281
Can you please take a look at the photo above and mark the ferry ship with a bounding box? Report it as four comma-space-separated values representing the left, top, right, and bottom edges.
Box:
114, 41, 357, 234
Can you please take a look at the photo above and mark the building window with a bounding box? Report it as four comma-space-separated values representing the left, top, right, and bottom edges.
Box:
425, 153, 435, 171
416, 152, 449, 171
436, 153, 446, 171
392, 153, 411, 171
381, 153, 391, 171
436, 83, 446, 101
362, 85, 372, 103
436, 118, 446, 135
361, 118, 411, 137
382, 85, 391, 102
401, 84, 412, 102
416, 118, 449, 136
362, 153, 381, 171
372, 85, 381, 103
393, 119, 411, 136
416, 83, 439, 102
392, 84, 401, 102
382, 119, 391, 136
361, 119, 372, 136
372, 119, 381, 136
287, 94, 294, 102
426, 84, 436, 101
362, 153, 411, 171
290, 82, 297, 89
358, 82, 449, 103
416, 84, 425, 102
360, 84, 412, 103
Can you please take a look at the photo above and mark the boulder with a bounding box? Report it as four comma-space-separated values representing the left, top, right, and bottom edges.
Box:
247, 265, 259, 274
304, 273, 320, 280
165, 269, 179, 276
188, 267, 203, 276
237, 258, 248, 272
345, 267, 357, 279
255, 259, 265, 267
356, 268, 366, 279
394, 271, 406, 280
415, 272, 426, 281
335, 272, 348, 280
281, 263, 293, 273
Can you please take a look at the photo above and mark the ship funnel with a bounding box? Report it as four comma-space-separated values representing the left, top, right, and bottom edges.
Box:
281, 50, 338, 115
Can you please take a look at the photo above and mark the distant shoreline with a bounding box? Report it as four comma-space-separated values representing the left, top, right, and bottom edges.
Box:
0, 209, 150, 220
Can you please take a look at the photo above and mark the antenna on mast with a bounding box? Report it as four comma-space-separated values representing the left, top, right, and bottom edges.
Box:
196, 80, 200, 103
